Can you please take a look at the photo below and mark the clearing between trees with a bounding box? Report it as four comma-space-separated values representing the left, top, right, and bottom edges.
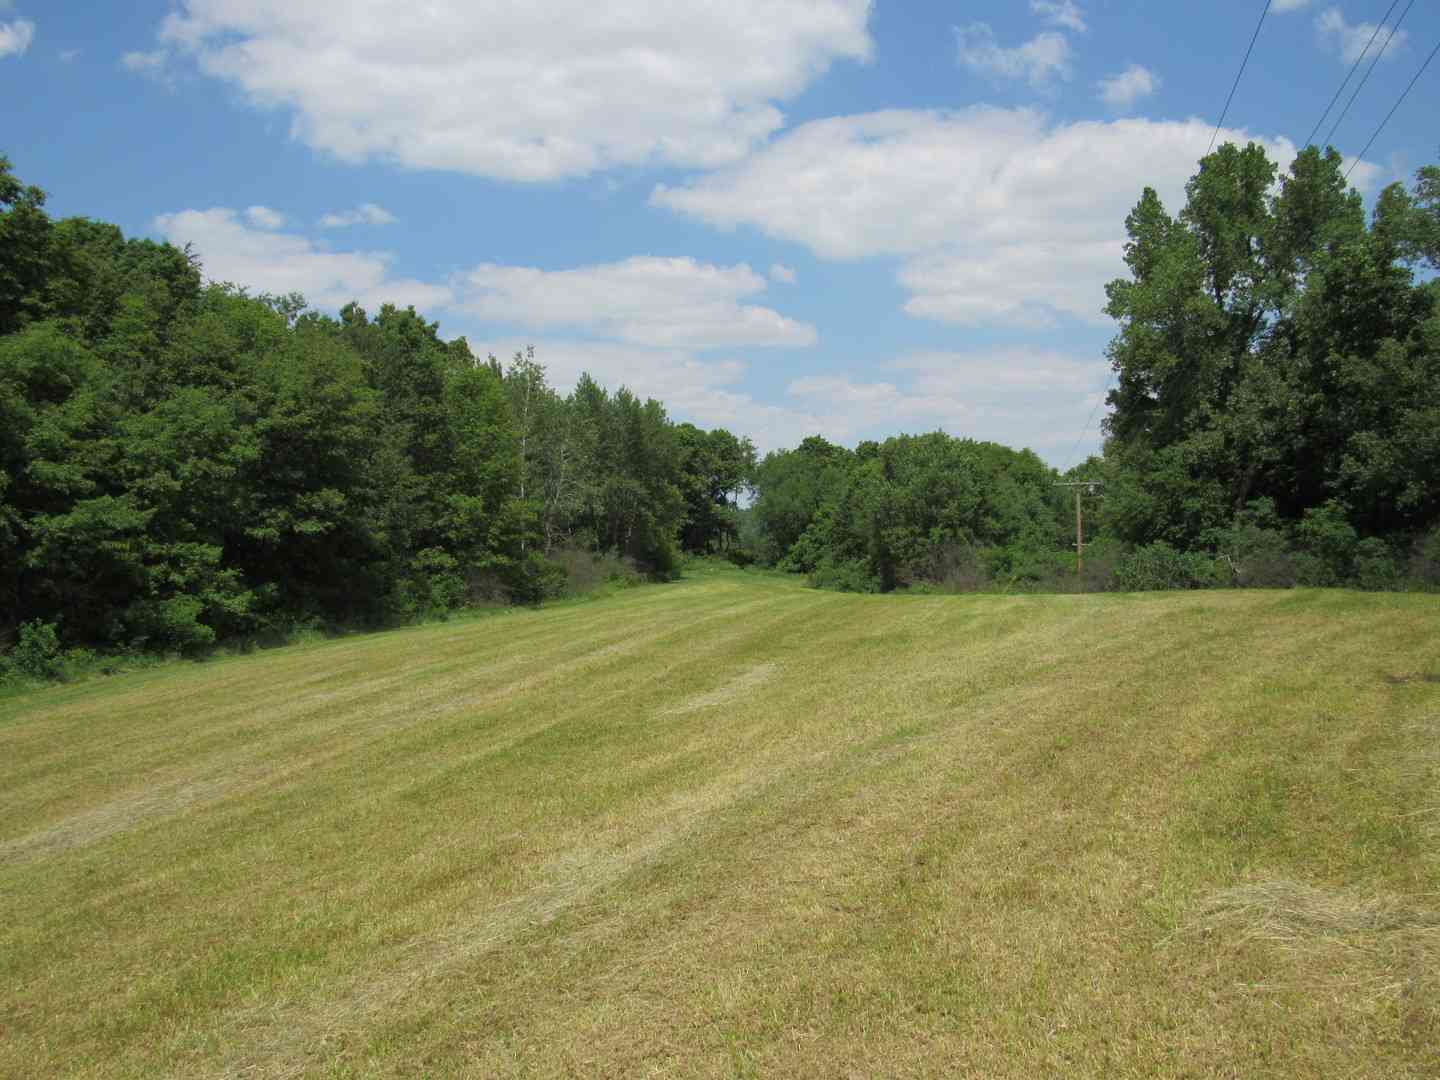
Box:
2, 570, 1438, 1078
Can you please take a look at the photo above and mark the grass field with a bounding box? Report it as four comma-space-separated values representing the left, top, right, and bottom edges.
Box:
3, 569, 1439, 1078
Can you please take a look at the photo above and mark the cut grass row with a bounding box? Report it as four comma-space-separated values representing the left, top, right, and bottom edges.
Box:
1, 572, 1437, 1077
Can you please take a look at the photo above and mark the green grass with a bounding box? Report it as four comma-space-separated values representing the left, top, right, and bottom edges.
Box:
2, 571, 1438, 1077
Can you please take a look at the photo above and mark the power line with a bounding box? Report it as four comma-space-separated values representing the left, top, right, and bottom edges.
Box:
1304, 0, 1402, 149
1346, 34, 1440, 181
1060, 368, 1115, 476
1208, 0, 1274, 155
1323, 0, 1417, 149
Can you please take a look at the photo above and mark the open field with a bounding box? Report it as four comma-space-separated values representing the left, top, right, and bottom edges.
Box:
2, 570, 1439, 1078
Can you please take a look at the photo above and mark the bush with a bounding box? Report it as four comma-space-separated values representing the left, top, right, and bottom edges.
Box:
1201, 503, 1301, 589
10, 619, 64, 680
724, 546, 757, 569
808, 558, 879, 593
400, 548, 468, 619
919, 543, 990, 593
1077, 536, 1124, 592
1115, 542, 1225, 591
546, 546, 643, 598
504, 551, 568, 606
1408, 528, 1440, 590
1295, 501, 1357, 586
642, 536, 682, 581
1352, 537, 1403, 591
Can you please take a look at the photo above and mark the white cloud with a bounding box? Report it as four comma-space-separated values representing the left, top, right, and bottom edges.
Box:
243, 205, 286, 230
1272, 0, 1311, 11
318, 203, 398, 228
1030, 1, 1086, 32
955, 24, 1071, 88
1317, 7, 1407, 64
151, 0, 873, 182
0, 17, 34, 58
467, 337, 831, 451
769, 263, 797, 285
154, 208, 454, 313
1097, 64, 1160, 110
786, 347, 1111, 461
121, 48, 173, 83
457, 257, 816, 349
458, 342, 1111, 460
653, 109, 1319, 330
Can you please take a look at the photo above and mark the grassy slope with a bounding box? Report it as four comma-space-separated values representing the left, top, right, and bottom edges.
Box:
2, 570, 1438, 1078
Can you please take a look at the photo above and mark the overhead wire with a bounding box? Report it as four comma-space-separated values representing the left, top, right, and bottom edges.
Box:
1061, 4, 1429, 474
1345, 34, 1440, 181
1208, 0, 1274, 154
1059, 369, 1115, 476
1304, 0, 1402, 149
1323, 0, 1417, 149
1067, 2, 1271, 475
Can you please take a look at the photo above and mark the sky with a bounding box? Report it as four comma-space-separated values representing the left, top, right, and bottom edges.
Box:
3, 1, 1437, 466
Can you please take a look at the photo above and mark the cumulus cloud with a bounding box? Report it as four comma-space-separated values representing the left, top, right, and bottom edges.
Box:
1097, 64, 1160, 110
0, 16, 34, 58
457, 257, 816, 350
769, 263, 797, 285
653, 108, 1324, 329
955, 24, 1071, 88
1030, 1, 1086, 32
121, 48, 174, 84
318, 203, 398, 228
150, 0, 873, 181
466, 337, 832, 451
1317, 6, 1407, 64
463, 340, 1108, 457
1272, 0, 1311, 11
154, 208, 454, 313
243, 206, 286, 230
784, 347, 1112, 461
449, 342, 1109, 460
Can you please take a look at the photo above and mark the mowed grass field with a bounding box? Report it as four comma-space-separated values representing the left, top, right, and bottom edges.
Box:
3, 570, 1439, 1078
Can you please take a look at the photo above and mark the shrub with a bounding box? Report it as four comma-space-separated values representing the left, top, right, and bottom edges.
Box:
1115, 542, 1224, 591
1352, 538, 1403, 591
1408, 528, 1440, 590
808, 558, 879, 593
404, 548, 468, 618
1204, 504, 1299, 589
642, 537, 682, 581
911, 543, 989, 593
725, 547, 756, 569
11, 619, 64, 680
503, 551, 568, 606
546, 546, 643, 598
1295, 500, 1357, 586
1075, 536, 1124, 593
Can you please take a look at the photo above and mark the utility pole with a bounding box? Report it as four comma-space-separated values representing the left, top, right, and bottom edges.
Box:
1054, 481, 1102, 585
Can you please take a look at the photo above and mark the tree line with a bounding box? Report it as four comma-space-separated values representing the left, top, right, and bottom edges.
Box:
3, 142, 1438, 672
0, 154, 754, 662
744, 145, 1440, 595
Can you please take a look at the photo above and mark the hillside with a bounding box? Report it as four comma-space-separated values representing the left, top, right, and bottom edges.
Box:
2, 572, 1438, 1078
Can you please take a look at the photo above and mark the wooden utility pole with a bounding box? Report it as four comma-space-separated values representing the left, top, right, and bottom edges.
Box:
1054, 481, 1102, 584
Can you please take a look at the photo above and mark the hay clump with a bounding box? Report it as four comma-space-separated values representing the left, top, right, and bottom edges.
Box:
1185, 879, 1440, 943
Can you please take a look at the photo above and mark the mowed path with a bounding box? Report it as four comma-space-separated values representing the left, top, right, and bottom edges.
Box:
1, 573, 1438, 1078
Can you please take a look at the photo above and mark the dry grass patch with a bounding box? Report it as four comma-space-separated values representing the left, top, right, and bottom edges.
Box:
1, 576, 1438, 1078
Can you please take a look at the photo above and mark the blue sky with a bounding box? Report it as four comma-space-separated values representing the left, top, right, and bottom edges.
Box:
4, 1, 1437, 465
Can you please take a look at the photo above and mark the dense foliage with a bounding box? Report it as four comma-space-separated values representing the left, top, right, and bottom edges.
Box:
743, 145, 1440, 594
0, 156, 753, 660
749, 433, 1070, 593
1098, 145, 1440, 589
4, 141, 1439, 672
